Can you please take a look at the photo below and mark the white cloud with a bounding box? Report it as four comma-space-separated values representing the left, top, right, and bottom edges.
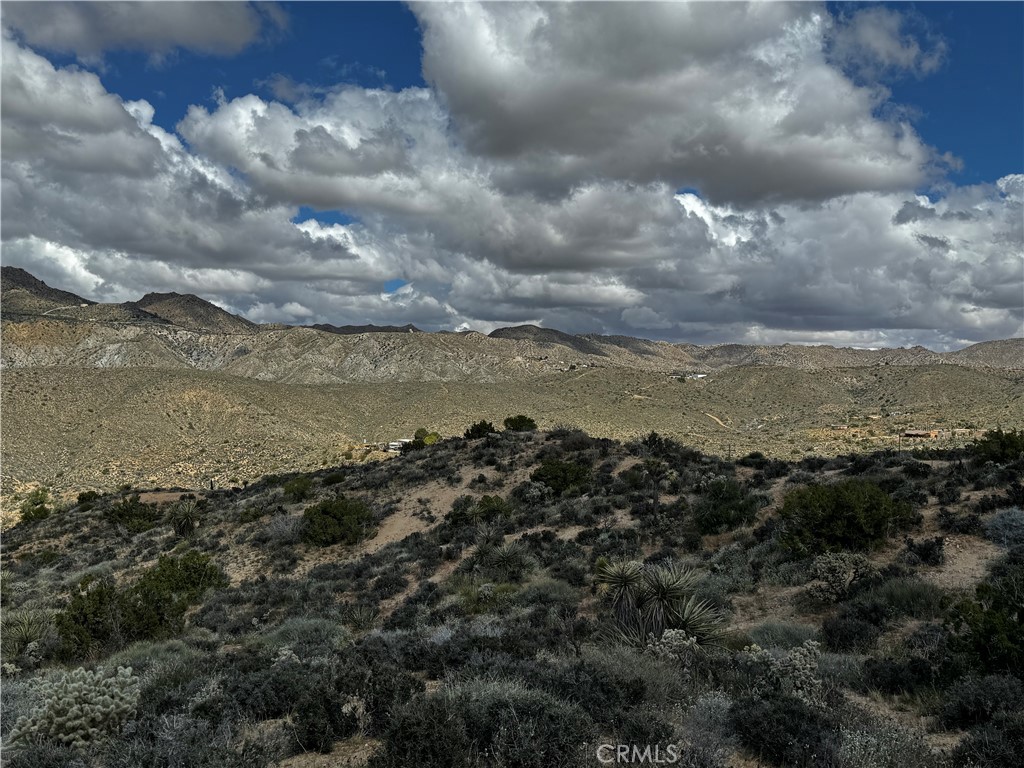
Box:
1, 2, 286, 64
414, 1, 943, 204
1, 4, 1020, 349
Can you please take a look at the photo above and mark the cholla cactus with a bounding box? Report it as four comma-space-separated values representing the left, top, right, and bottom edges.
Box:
740, 640, 824, 708
807, 553, 872, 604
8, 666, 140, 749
646, 628, 699, 661
341, 695, 369, 734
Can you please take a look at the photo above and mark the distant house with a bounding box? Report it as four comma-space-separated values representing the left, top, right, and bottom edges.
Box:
903, 430, 938, 439
386, 438, 414, 452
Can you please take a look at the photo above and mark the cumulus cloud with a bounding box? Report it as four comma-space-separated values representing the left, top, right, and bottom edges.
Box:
830, 6, 948, 80
414, 1, 943, 204
1, 3, 1020, 350
1, 1, 286, 64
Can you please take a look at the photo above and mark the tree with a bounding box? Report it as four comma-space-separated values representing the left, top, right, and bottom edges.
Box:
503, 415, 537, 432
778, 479, 919, 555
464, 420, 497, 439
19, 487, 51, 524
303, 496, 375, 547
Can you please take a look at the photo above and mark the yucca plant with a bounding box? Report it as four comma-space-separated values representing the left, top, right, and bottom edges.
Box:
595, 559, 725, 648
1, 608, 53, 660
485, 540, 535, 582
167, 499, 201, 538
595, 558, 645, 627
342, 604, 379, 632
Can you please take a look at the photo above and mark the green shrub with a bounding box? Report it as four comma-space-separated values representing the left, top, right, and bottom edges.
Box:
9, 666, 139, 749
503, 414, 537, 432
952, 712, 1024, 767
464, 420, 497, 439
971, 428, 1024, 465
531, 459, 592, 496
19, 488, 51, 524
282, 476, 313, 502
103, 494, 161, 533
374, 679, 594, 768
731, 693, 837, 767
694, 478, 761, 534
302, 496, 374, 547
821, 613, 881, 652
778, 479, 919, 555
55, 554, 227, 660
941, 674, 1024, 728
948, 550, 1024, 675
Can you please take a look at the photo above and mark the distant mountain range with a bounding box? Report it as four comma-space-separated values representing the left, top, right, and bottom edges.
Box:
2, 266, 1021, 381
3, 266, 1021, 506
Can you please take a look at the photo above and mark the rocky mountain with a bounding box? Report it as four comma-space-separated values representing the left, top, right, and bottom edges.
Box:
0, 266, 95, 314
134, 292, 258, 335
2, 267, 1021, 505
310, 322, 422, 335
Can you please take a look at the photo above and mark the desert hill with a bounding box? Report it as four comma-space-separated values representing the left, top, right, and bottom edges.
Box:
134, 292, 258, 335
1, 267, 1021, 506
2, 424, 1022, 766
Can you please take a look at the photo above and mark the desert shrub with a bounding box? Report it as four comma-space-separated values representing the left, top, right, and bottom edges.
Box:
971, 428, 1024, 464
937, 506, 983, 535
941, 674, 1024, 728
902, 536, 945, 566
464, 420, 497, 439
18, 487, 52, 524
103, 494, 161, 533
8, 666, 139, 749
951, 712, 1024, 767
948, 549, 1024, 675
821, 613, 881, 652
323, 471, 345, 485
731, 693, 837, 767
986, 507, 1024, 548
503, 414, 537, 432
778, 479, 919, 555
853, 577, 946, 621
860, 657, 937, 695
102, 712, 287, 768
837, 720, 937, 768
282, 476, 313, 502
374, 679, 594, 768
56, 554, 226, 660
302, 496, 374, 547
749, 621, 818, 650
531, 458, 592, 496
1, 742, 82, 768
694, 478, 762, 534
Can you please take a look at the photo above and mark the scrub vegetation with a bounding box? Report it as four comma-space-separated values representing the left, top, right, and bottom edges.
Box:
1, 425, 1021, 767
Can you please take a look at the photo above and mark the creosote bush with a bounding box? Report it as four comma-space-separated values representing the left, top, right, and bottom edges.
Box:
778, 479, 919, 555
302, 496, 374, 547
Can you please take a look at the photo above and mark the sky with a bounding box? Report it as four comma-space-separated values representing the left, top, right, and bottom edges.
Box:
1, 1, 1022, 350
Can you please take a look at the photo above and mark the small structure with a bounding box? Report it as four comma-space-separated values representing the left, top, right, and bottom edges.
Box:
903, 429, 938, 439
386, 438, 414, 452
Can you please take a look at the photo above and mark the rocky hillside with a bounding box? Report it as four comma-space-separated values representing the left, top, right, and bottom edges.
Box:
134, 292, 258, 335
2, 426, 1022, 767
